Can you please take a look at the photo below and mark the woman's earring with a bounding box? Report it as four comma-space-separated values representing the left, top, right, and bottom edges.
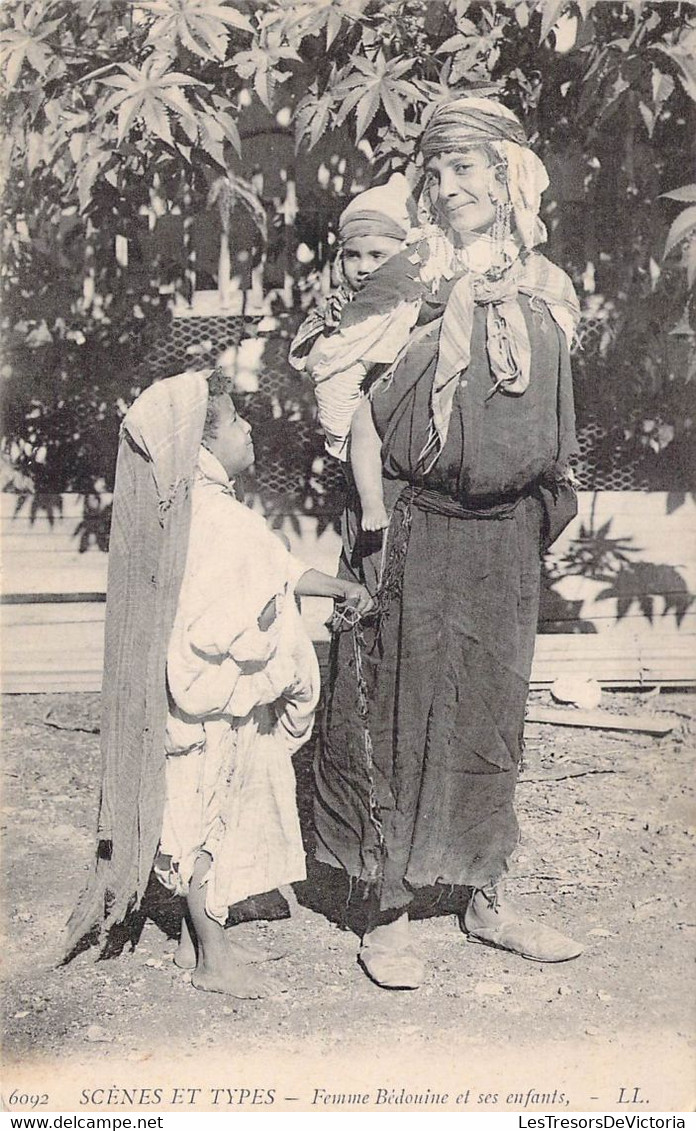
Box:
492, 200, 512, 249
416, 187, 438, 229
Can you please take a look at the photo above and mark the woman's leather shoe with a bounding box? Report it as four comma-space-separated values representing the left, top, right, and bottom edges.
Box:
461, 889, 583, 963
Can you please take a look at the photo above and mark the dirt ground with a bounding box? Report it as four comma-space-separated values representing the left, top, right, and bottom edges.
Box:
2, 687, 695, 1114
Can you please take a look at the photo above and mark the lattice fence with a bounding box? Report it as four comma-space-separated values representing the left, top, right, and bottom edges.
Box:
138, 306, 648, 514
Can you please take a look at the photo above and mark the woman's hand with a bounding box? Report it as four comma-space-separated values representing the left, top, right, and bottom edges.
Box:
338, 581, 375, 617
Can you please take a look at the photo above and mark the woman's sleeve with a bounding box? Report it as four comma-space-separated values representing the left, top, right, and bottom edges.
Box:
556, 329, 578, 471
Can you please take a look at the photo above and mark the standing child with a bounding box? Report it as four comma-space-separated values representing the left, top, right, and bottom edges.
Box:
290, 173, 417, 532
64, 368, 374, 996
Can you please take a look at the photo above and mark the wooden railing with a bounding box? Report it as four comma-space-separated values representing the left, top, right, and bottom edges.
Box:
2, 491, 695, 694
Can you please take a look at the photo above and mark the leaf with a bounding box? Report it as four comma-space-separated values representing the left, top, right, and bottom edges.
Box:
144, 101, 175, 147
669, 305, 696, 336
600, 72, 630, 119
159, 84, 199, 124
141, 0, 253, 62
651, 68, 675, 107
211, 97, 241, 155
253, 65, 272, 110
199, 111, 240, 167
436, 33, 470, 55
447, 0, 473, 22
198, 123, 225, 168
26, 130, 47, 172
576, 48, 612, 121
68, 132, 87, 163
295, 82, 334, 151
457, 16, 480, 34
638, 594, 654, 624
596, 562, 694, 625
450, 44, 486, 85
660, 184, 696, 204
663, 205, 696, 259
354, 86, 381, 140
231, 32, 299, 111
97, 58, 202, 147
333, 51, 420, 142
655, 40, 696, 103
75, 150, 111, 212
638, 101, 654, 137
325, 9, 342, 50
0, 4, 61, 90
116, 97, 144, 145
515, 2, 530, 29
380, 85, 406, 137
279, 0, 369, 50
182, 19, 229, 61
0, 27, 53, 88
538, 0, 569, 44
208, 172, 267, 239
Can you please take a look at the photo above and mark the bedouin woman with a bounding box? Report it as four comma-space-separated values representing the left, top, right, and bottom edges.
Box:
314, 96, 585, 989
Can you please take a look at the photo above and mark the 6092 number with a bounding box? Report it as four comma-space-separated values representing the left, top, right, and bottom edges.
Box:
7, 1091, 49, 1108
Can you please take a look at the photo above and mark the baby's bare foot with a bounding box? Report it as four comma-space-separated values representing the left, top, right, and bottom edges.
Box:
361, 506, 389, 531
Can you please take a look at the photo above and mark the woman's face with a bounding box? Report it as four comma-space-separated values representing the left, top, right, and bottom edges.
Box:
207, 394, 254, 477
424, 147, 502, 239
341, 234, 404, 290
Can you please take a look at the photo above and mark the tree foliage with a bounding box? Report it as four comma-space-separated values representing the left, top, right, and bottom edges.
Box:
1, 0, 695, 497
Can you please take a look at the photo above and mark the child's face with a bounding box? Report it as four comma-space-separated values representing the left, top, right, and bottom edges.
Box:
341, 234, 404, 290
207, 395, 255, 477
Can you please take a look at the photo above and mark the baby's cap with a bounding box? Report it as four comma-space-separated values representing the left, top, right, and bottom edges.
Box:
338, 172, 415, 242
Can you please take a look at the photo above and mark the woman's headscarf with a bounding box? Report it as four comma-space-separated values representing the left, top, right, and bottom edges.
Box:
65, 370, 214, 956
410, 96, 579, 464
419, 95, 550, 250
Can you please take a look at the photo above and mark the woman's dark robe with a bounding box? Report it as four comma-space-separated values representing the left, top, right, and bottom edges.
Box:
315, 296, 577, 913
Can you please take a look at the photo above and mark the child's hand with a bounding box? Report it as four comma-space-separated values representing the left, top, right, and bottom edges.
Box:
339, 582, 375, 616
361, 503, 389, 532
323, 289, 350, 328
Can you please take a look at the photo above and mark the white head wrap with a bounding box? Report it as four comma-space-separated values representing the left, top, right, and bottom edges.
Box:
339, 172, 415, 242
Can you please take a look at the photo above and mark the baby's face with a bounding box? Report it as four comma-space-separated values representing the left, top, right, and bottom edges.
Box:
342, 234, 404, 290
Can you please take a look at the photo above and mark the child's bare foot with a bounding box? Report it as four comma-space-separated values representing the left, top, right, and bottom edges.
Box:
173, 917, 197, 969
174, 915, 286, 970
361, 502, 389, 531
191, 960, 281, 998
175, 934, 280, 970
183, 853, 284, 997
